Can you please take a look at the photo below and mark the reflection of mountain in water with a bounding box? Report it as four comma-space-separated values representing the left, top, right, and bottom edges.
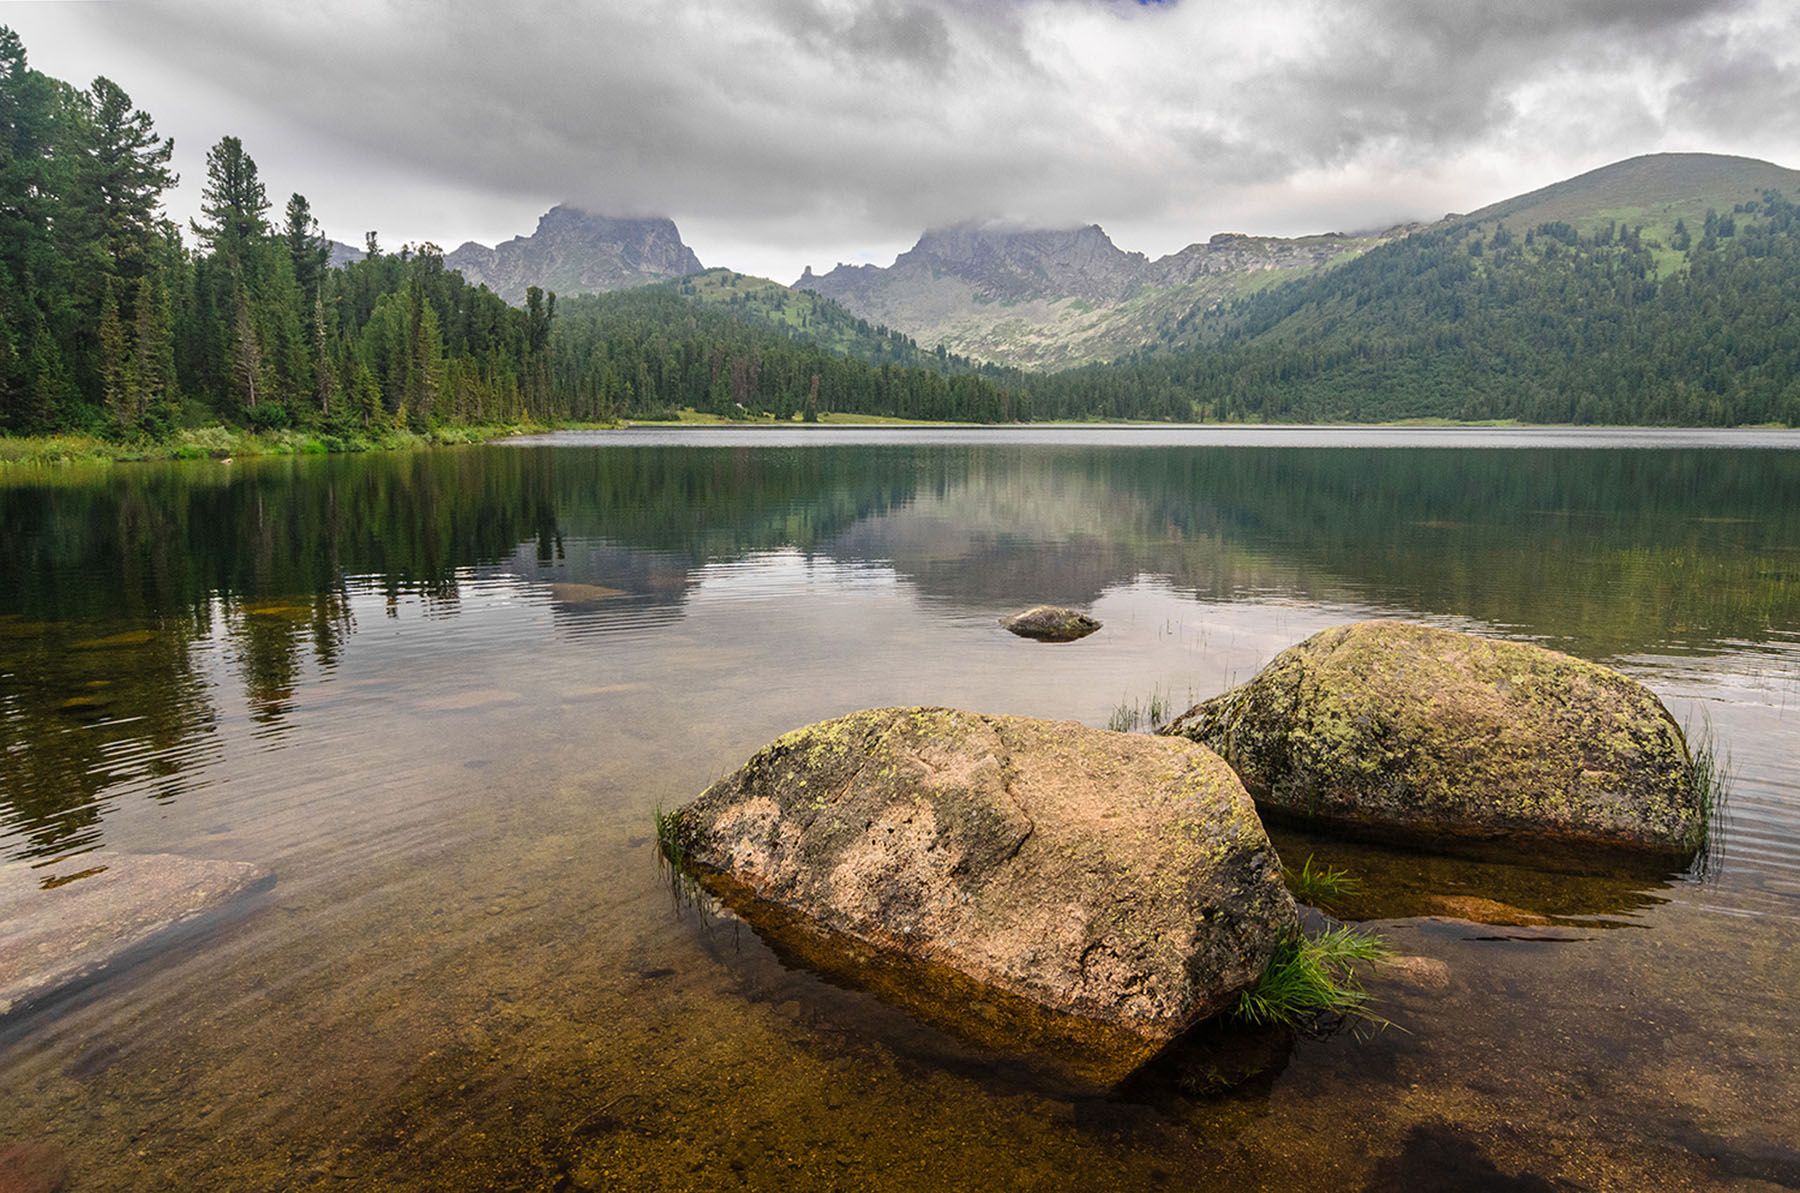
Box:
3, 441, 1798, 859
821, 446, 1800, 659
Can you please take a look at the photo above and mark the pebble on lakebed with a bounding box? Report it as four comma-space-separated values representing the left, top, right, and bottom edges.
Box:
665, 707, 1296, 1082
1164, 620, 1704, 857
999, 606, 1101, 642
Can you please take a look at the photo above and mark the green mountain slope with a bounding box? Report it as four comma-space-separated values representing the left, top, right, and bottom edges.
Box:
1459, 152, 1800, 242
671, 268, 990, 374
1039, 157, 1800, 426
547, 285, 1028, 423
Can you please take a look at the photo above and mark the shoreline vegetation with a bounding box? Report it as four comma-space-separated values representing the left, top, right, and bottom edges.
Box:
4, 411, 1794, 466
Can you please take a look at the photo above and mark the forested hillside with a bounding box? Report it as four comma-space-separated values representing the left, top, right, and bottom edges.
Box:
1041, 170, 1800, 425
0, 29, 559, 437
0, 27, 1030, 436
674, 268, 994, 375
549, 286, 1027, 423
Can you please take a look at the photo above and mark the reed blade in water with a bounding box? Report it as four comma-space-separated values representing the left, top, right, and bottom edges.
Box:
1283, 854, 1363, 909
1686, 713, 1733, 880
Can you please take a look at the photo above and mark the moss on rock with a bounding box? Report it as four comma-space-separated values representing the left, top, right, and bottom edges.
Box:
1163, 621, 1701, 856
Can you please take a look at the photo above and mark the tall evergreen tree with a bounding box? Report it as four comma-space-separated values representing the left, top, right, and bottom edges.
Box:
79, 76, 175, 280
191, 136, 268, 261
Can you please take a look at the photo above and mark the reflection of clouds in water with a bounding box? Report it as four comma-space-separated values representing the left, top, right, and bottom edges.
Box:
687, 550, 906, 603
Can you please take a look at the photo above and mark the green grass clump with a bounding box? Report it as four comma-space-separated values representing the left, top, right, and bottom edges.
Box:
1105, 683, 1184, 734
652, 804, 708, 907
1106, 700, 1142, 733
1685, 714, 1732, 875
1234, 926, 1390, 1029
653, 805, 689, 871
1282, 854, 1362, 909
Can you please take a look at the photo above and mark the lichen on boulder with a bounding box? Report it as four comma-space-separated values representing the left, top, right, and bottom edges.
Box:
1163, 621, 1702, 856
670, 707, 1295, 1071
1000, 606, 1101, 642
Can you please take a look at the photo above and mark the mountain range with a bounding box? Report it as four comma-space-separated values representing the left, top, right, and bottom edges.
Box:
384, 152, 1800, 399
794, 223, 1392, 368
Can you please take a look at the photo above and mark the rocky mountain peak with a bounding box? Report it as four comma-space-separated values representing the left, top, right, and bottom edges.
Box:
890, 221, 1148, 305
443, 207, 702, 305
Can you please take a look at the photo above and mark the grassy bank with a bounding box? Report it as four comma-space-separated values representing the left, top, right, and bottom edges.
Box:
0, 422, 599, 467
621, 409, 961, 427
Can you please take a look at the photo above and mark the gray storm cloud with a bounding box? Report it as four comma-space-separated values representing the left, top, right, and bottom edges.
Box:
27, 0, 1800, 276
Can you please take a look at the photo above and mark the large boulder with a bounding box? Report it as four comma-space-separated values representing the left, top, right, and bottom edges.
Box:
671, 707, 1294, 1069
1164, 621, 1701, 855
1000, 606, 1101, 642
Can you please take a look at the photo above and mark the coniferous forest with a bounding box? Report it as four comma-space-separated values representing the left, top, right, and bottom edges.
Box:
1029, 195, 1800, 426
4, 24, 1799, 437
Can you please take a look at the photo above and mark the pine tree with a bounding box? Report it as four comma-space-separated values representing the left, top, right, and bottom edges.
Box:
191, 136, 268, 261
80, 76, 175, 281
284, 192, 328, 303
313, 292, 337, 418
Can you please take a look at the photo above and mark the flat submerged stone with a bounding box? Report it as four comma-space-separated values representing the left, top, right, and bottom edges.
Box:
0, 853, 270, 1018
674, 707, 1295, 1074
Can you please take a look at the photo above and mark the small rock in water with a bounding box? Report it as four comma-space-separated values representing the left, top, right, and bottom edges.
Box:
0, 1141, 69, 1193
1374, 954, 1452, 991
1000, 605, 1101, 643
1420, 894, 1549, 927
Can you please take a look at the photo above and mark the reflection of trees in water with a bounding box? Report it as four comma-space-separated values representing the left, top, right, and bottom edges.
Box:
0, 615, 218, 858
3, 443, 1797, 858
0, 447, 927, 856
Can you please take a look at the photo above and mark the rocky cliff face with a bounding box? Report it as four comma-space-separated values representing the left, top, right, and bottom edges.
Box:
798, 222, 1386, 370
445, 207, 703, 305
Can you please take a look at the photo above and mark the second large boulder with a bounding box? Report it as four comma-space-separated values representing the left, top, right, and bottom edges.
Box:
1163, 621, 1702, 855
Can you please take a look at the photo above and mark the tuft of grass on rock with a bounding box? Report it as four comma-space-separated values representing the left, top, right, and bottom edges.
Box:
653, 805, 689, 871
652, 805, 708, 908
1234, 926, 1390, 1029
1282, 854, 1363, 909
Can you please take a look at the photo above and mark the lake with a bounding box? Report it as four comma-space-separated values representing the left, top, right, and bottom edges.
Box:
2, 427, 1797, 1190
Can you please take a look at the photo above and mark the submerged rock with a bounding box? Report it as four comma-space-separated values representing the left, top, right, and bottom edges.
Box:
0, 854, 270, 1019
1164, 621, 1701, 855
1000, 606, 1101, 642
0, 1142, 68, 1193
1373, 954, 1452, 992
672, 707, 1295, 1070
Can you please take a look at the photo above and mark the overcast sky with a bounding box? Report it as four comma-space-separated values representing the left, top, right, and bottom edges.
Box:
11, 0, 1800, 281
